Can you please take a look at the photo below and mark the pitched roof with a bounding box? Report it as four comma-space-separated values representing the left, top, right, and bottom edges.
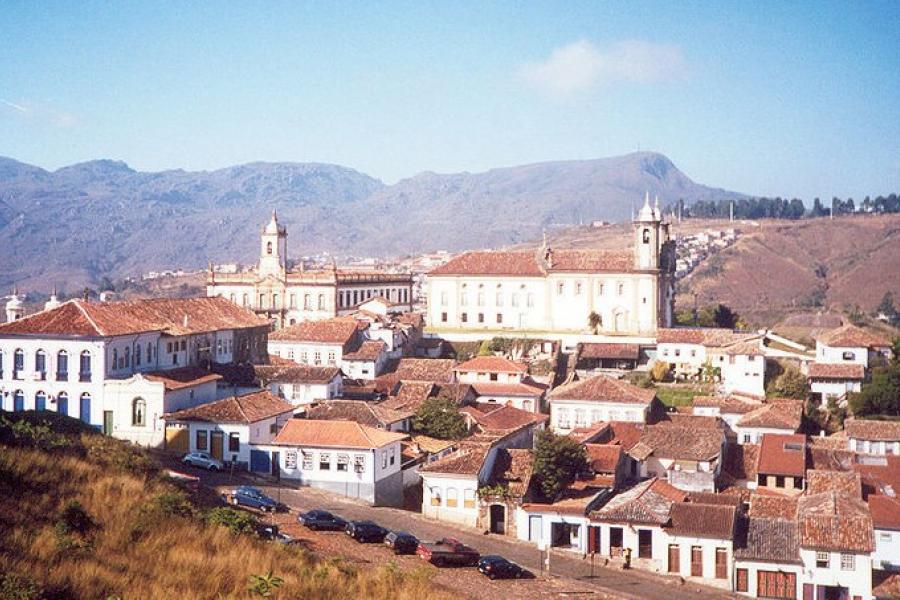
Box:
585, 444, 623, 473
567, 422, 611, 444
736, 401, 803, 431
579, 343, 641, 360
304, 400, 411, 428
722, 443, 759, 482
748, 494, 798, 519
591, 478, 686, 525
735, 518, 802, 563
342, 339, 387, 361
456, 355, 528, 373
668, 503, 736, 539
470, 380, 547, 397
428, 249, 637, 277
657, 327, 755, 347
165, 390, 293, 424
465, 404, 548, 433
394, 358, 456, 383
549, 374, 656, 405
382, 381, 435, 411
797, 492, 874, 553
807, 362, 865, 380
817, 323, 890, 348
757, 433, 807, 476
254, 364, 342, 385
637, 424, 723, 461
868, 495, 900, 530
142, 366, 223, 391
269, 318, 358, 345
806, 470, 862, 497
272, 419, 407, 449
0, 297, 268, 337
486, 448, 534, 497
408, 434, 456, 455
605, 421, 645, 450
844, 418, 900, 441
419, 443, 491, 476
692, 395, 761, 414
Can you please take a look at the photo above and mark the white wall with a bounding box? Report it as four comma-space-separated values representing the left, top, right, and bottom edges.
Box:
733, 425, 795, 445
550, 398, 648, 433
799, 549, 872, 600
268, 378, 341, 408
735, 559, 803, 599
268, 340, 344, 366
421, 473, 480, 528
848, 437, 900, 455
811, 379, 861, 403
717, 353, 765, 397
873, 528, 900, 570
816, 342, 868, 368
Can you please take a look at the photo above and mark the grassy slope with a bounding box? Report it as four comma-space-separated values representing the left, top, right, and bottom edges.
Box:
0, 411, 455, 600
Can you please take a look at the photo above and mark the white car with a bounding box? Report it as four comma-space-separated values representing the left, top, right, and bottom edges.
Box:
182, 452, 224, 471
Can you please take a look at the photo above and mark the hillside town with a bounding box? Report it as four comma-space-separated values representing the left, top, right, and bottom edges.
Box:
1, 198, 898, 600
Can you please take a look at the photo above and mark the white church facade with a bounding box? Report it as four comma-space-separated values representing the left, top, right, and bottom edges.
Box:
426, 196, 675, 337
207, 212, 414, 329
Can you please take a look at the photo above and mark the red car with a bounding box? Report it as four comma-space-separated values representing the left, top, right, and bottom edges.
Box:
416, 537, 480, 567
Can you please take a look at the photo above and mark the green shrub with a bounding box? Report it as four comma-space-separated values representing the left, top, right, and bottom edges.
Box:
0, 572, 42, 600
206, 507, 258, 535
55, 500, 95, 551
83, 435, 158, 479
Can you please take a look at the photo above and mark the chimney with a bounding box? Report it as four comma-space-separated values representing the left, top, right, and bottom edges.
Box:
183, 315, 189, 328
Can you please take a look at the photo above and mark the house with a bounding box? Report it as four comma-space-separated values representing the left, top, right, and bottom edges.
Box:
163, 390, 294, 467
656, 328, 765, 396
734, 516, 804, 599
519, 478, 614, 553
548, 374, 658, 433
585, 443, 628, 490
709, 340, 766, 397
868, 495, 900, 571
255, 364, 342, 408
807, 362, 865, 406
459, 403, 548, 447
732, 400, 803, 445
664, 499, 740, 588
720, 442, 759, 491
477, 448, 535, 536
755, 433, 807, 494
426, 196, 676, 336
258, 419, 407, 506
0, 296, 270, 446
304, 399, 413, 432
629, 421, 725, 492
454, 355, 547, 413
341, 339, 388, 380
693, 394, 761, 430
576, 343, 642, 371
815, 323, 891, 369
844, 419, 900, 456
267, 318, 360, 368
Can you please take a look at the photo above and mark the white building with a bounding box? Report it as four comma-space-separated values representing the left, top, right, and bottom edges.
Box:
454, 355, 547, 413
711, 341, 766, 397
341, 340, 388, 380
207, 212, 413, 329
267, 317, 360, 367
548, 374, 658, 434
807, 362, 865, 405
731, 400, 803, 445
657, 328, 765, 396
844, 419, 900, 456
163, 390, 294, 466
257, 419, 407, 506
814, 323, 891, 369
868, 495, 900, 571
256, 364, 343, 409
425, 195, 675, 337
0, 296, 270, 446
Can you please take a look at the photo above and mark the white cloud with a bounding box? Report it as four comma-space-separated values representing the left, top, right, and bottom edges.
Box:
0, 97, 80, 129
519, 39, 687, 97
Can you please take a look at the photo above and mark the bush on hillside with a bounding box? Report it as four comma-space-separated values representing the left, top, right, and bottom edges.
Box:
206, 507, 258, 535
83, 435, 158, 479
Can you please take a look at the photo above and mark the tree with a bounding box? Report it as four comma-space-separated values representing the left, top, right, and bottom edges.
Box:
532, 430, 588, 500
849, 359, 900, 417
588, 311, 602, 333
412, 393, 467, 440
650, 361, 670, 382
477, 340, 493, 356
767, 365, 808, 399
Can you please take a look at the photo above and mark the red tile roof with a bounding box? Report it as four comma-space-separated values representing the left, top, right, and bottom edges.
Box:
305, 400, 412, 428
757, 433, 807, 477
806, 470, 862, 497
549, 374, 656, 405
394, 358, 456, 383
165, 390, 293, 424
807, 362, 865, 380
567, 422, 611, 444
817, 323, 890, 348
636, 424, 723, 461
605, 421, 645, 450
585, 444, 622, 473
591, 478, 686, 525
419, 442, 492, 476
269, 318, 358, 345
470, 380, 546, 397
657, 328, 755, 347
722, 443, 759, 482
272, 419, 407, 449
0, 297, 269, 337
143, 366, 223, 391
485, 448, 534, 497
579, 342, 641, 360
464, 404, 548, 433
797, 492, 874, 553
254, 364, 342, 385
735, 517, 802, 563
868, 495, 900, 530
668, 503, 736, 539
456, 355, 528, 373
428, 249, 638, 277
748, 494, 798, 519
737, 401, 803, 431
342, 339, 386, 361
693, 395, 761, 414
844, 418, 900, 441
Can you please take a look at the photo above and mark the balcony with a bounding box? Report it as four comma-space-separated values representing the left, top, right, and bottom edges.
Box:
79, 372, 92, 383
56, 371, 68, 382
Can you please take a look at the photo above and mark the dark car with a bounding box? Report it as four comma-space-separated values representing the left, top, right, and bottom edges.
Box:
384, 531, 419, 555
345, 520, 389, 543
477, 555, 526, 580
297, 509, 347, 531
228, 486, 277, 512
257, 524, 297, 545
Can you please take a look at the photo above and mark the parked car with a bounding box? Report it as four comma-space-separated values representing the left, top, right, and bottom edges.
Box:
227, 486, 277, 512
257, 524, 297, 544
182, 452, 224, 471
416, 537, 480, 567
297, 509, 347, 531
345, 520, 388, 543
477, 555, 526, 580
384, 531, 419, 555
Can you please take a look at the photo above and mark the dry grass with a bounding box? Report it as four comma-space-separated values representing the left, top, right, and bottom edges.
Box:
0, 426, 457, 600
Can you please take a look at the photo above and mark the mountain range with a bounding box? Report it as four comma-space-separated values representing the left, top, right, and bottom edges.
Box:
0, 152, 745, 291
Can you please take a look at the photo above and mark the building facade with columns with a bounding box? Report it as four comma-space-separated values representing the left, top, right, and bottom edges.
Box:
426, 196, 675, 336
207, 212, 414, 329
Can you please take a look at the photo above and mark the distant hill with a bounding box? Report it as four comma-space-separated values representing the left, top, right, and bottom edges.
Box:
0, 152, 744, 291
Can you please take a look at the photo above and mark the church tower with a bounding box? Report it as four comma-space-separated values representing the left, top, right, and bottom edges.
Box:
634, 192, 662, 269
259, 210, 287, 277
5, 287, 24, 323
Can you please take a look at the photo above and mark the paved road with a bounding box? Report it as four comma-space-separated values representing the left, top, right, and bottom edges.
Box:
175, 462, 736, 600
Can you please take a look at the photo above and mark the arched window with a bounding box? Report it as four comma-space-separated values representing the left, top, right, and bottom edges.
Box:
430, 487, 442, 507
13, 390, 25, 412
317, 294, 325, 310
124, 347, 130, 368
57, 350, 68, 380
13, 348, 24, 377
229, 293, 236, 303
132, 397, 146, 427
35, 349, 47, 378
147, 342, 153, 362
135, 344, 142, 366
79, 393, 91, 423
242, 293, 249, 307
303, 294, 311, 310
266, 241, 273, 255
35, 391, 47, 411
642, 228, 650, 243
446, 487, 458, 508
79, 351, 92, 382
57, 392, 69, 416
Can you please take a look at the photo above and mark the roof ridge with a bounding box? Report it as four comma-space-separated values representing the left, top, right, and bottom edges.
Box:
234, 395, 250, 422
74, 300, 105, 336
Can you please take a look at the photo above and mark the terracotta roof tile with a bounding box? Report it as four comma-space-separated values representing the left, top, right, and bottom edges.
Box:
657, 328, 755, 347
305, 400, 411, 428
722, 443, 759, 481
853, 455, 900, 497
165, 390, 293, 424
269, 318, 359, 345
143, 366, 223, 391
466, 404, 548, 433
637, 424, 723, 462
591, 478, 686, 525
394, 358, 456, 383
868, 495, 900, 530
342, 339, 386, 361
579, 343, 641, 360
456, 355, 528, 373
585, 444, 622, 473
737, 401, 803, 431
807, 362, 865, 380
605, 421, 645, 450
272, 419, 407, 449
668, 503, 736, 539
550, 374, 656, 405
419, 442, 491, 475
693, 395, 760, 414
806, 470, 862, 497
735, 517, 802, 563
817, 323, 890, 348
844, 418, 900, 441
470, 380, 547, 397
757, 433, 807, 476
486, 448, 534, 497
254, 364, 342, 385
409, 434, 456, 455
797, 492, 874, 553
748, 494, 798, 519
567, 422, 610, 444
428, 249, 639, 277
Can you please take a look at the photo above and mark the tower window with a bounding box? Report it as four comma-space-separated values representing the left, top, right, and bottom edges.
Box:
266, 241, 273, 255
642, 228, 650, 243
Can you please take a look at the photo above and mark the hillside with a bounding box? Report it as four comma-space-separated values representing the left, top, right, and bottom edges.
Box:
0, 152, 743, 291
0, 411, 453, 600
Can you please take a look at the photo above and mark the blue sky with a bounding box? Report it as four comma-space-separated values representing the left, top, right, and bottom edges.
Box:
1, 1, 898, 199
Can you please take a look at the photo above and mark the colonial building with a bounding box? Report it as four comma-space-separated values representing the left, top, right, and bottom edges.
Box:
207, 212, 414, 329
425, 195, 675, 336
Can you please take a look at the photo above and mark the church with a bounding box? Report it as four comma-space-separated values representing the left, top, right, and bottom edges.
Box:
426, 195, 676, 336
207, 212, 414, 328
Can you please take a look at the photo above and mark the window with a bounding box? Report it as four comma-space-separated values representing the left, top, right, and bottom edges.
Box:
690, 349, 696, 358
228, 432, 240, 453
317, 294, 325, 310
35, 391, 47, 411
35, 350, 46, 378
736, 568, 748, 592
337, 454, 349, 472
511, 293, 519, 307
575, 409, 587, 427
598, 283, 605, 295
242, 293, 249, 307
815, 551, 829, 568
112, 348, 119, 370
314, 351, 321, 365
477, 292, 484, 306
460, 292, 468, 306
668, 544, 680, 573
463, 489, 476, 509
272, 294, 279, 309
13, 390, 24, 412
319, 452, 331, 470
461, 312, 468, 323
557, 408, 570, 428
478, 313, 484, 323
638, 529, 652, 558
327, 351, 336, 365
289, 294, 296, 309
617, 283, 624, 296
690, 546, 702, 577
430, 487, 442, 506
79, 351, 92, 381
575, 282, 582, 295
266, 241, 273, 254
57, 392, 69, 416
301, 451, 313, 470
285, 450, 297, 469
642, 228, 650, 243
132, 397, 146, 427
303, 294, 311, 310
715, 548, 727, 579
842, 351, 854, 360
441, 312, 448, 323
840, 553, 854, 571
382, 449, 388, 469
259, 294, 267, 309
446, 488, 458, 508
13, 348, 24, 378
135, 345, 141, 366
354, 454, 365, 473
124, 347, 130, 368
793, 476, 803, 488
527, 292, 535, 307
495, 288, 503, 306
440, 291, 448, 306
775, 475, 785, 488
557, 282, 564, 295
196, 430, 208, 451
55, 350, 68, 380
389, 446, 396, 465
180, 341, 186, 351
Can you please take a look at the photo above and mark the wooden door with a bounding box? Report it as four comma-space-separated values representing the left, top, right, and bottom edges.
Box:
166, 425, 189, 453
103, 411, 114, 436
211, 431, 224, 460
690, 546, 702, 577
668, 544, 680, 573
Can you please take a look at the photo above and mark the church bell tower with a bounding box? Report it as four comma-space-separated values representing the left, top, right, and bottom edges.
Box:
259, 210, 287, 277
634, 193, 662, 269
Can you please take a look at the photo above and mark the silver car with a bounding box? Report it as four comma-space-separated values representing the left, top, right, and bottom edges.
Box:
182, 452, 224, 471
